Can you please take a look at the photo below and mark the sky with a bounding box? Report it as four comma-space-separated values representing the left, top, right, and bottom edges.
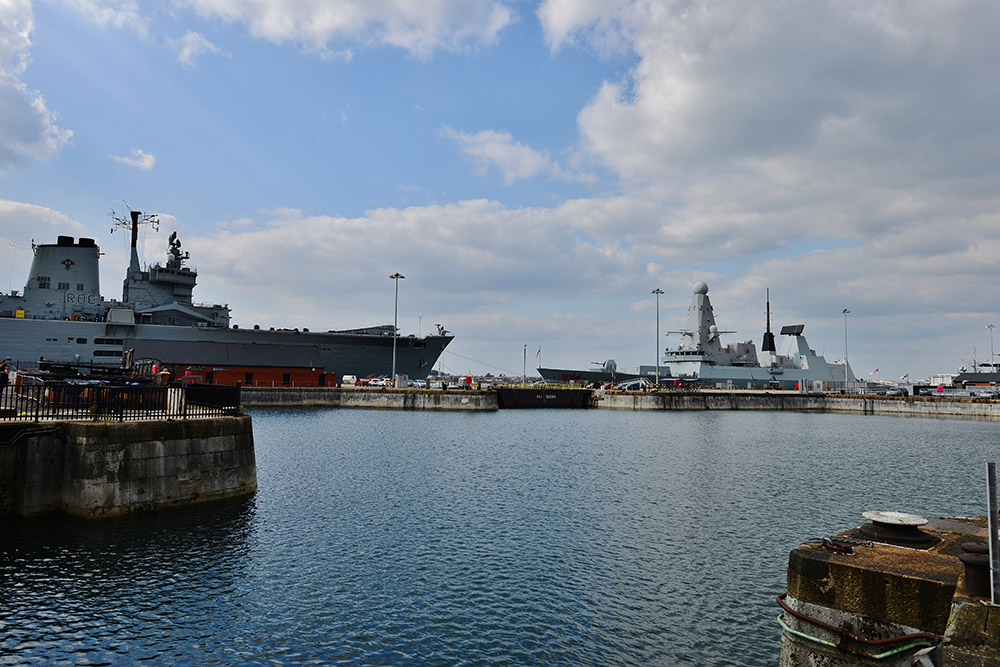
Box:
2, 0, 999, 381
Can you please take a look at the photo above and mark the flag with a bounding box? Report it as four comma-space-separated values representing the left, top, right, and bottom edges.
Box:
536, 346, 541, 358
869, 368, 879, 375
900, 373, 909, 381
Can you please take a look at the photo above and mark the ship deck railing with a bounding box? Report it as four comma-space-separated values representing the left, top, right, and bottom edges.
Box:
0, 381, 241, 422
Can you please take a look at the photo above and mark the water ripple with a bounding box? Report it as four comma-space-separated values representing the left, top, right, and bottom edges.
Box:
2, 409, 996, 665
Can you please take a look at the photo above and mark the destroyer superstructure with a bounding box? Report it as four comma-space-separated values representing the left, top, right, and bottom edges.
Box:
0, 207, 452, 382
539, 281, 856, 389
656, 281, 855, 389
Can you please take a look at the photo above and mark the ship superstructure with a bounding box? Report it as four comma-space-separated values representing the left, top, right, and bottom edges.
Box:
0, 207, 452, 382
658, 282, 855, 389
539, 281, 856, 390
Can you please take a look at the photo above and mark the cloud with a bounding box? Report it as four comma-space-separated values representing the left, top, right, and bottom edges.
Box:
439, 126, 592, 185
0, 0, 73, 174
56, 0, 149, 34
169, 31, 224, 67
111, 148, 156, 170
180, 0, 516, 58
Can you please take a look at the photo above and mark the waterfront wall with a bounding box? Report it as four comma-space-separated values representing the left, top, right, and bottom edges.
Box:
594, 391, 1000, 418
0, 416, 256, 518
241, 386, 498, 411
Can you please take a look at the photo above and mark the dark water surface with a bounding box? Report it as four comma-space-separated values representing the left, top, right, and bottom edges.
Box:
2, 409, 997, 665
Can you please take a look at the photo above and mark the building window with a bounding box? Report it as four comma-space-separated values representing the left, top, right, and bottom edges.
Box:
93, 350, 122, 357
76, 283, 84, 291
38, 276, 50, 289
245, 372, 254, 385
282, 373, 291, 386
58, 282, 69, 290
76, 338, 87, 344
318, 373, 326, 386
206, 372, 214, 385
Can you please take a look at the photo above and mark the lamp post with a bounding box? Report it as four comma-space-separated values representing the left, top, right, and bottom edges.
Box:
390, 272, 405, 385
523, 344, 527, 386
842, 308, 851, 388
988, 324, 997, 372
652, 288, 664, 385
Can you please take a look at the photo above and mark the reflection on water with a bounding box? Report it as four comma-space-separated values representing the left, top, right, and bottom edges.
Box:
2, 408, 996, 665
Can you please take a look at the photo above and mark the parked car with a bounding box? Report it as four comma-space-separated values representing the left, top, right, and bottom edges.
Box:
885, 388, 907, 396
978, 390, 999, 399
614, 378, 651, 391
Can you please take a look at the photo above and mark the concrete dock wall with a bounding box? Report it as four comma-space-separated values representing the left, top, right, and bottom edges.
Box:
242, 386, 498, 411
0, 416, 256, 518
594, 391, 1000, 418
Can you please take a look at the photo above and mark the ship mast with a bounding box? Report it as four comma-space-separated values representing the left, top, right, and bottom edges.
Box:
111, 202, 158, 302
761, 287, 776, 353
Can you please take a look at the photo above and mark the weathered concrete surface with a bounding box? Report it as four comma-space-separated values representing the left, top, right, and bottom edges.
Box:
595, 390, 1000, 418
242, 386, 498, 411
780, 515, 1000, 666
0, 416, 255, 518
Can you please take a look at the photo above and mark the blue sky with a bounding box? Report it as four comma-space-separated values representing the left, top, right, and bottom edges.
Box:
3, 0, 1000, 380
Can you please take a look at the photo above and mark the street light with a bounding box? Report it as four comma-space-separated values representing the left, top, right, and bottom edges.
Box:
652, 288, 664, 385
988, 324, 997, 372
842, 308, 851, 387
390, 272, 405, 385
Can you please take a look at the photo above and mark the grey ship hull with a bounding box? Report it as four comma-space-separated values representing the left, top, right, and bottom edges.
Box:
0, 317, 451, 380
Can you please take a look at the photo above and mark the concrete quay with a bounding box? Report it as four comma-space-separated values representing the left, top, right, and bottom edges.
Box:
0, 416, 256, 518
241, 386, 498, 411
779, 514, 1000, 666
594, 390, 1000, 418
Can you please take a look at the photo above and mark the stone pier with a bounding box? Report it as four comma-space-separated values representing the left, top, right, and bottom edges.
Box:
0, 416, 256, 518
779, 513, 1000, 666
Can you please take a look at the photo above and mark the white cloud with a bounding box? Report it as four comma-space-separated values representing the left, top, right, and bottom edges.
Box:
0, 0, 73, 174
439, 126, 589, 185
111, 148, 156, 170
56, 0, 148, 34
169, 31, 224, 67
180, 0, 516, 58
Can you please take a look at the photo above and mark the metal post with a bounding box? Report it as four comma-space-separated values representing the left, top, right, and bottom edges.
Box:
523, 344, 527, 386
988, 324, 996, 372
390, 273, 405, 385
988, 462, 1000, 604
842, 309, 851, 389
652, 288, 664, 385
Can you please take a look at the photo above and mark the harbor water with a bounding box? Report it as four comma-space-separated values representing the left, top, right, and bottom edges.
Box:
2, 408, 997, 666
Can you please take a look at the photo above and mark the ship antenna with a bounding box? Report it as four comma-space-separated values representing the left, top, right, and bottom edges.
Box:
111, 200, 159, 274
761, 287, 776, 352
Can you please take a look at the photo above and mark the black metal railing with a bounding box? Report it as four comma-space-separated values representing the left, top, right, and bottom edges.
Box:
0, 382, 241, 422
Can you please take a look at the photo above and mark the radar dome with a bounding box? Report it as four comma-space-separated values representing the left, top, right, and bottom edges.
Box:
709, 325, 718, 333
693, 281, 709, 295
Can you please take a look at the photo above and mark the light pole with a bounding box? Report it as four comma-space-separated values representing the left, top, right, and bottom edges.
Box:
842, 308, 851, 388
390, 272, 405, 385
652, 288, 664, 385
989, 324, 997, 372
523, 344, 527, 385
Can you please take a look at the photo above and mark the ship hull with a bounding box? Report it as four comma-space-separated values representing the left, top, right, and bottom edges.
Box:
0, 316, 451, 380
536, 367, 643, 385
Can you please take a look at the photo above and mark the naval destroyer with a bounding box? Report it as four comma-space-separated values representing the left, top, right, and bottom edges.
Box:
0, 208, 452, 383
539, 281, 856, 389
